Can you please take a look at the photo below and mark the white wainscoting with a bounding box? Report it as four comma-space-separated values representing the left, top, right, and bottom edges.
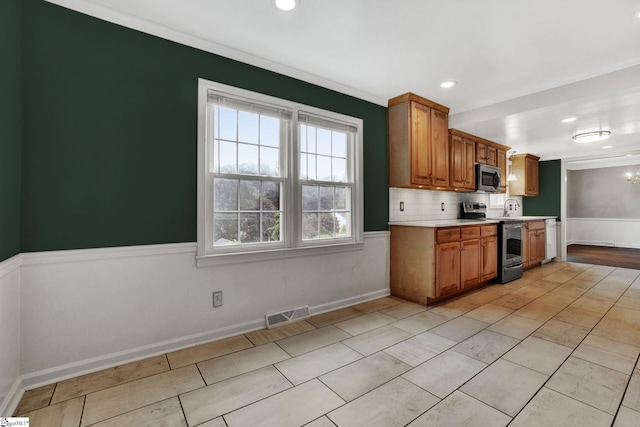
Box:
0, 255, 23, 416
17, 231, 390, 390
567, 218, 640, 249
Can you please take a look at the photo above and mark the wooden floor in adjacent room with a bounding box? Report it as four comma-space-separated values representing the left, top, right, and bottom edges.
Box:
567, 244, 640, 270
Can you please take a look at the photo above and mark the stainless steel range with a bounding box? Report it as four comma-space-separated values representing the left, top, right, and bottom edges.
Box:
497, 219, 524, 283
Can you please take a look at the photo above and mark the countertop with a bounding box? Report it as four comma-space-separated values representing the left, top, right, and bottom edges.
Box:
389, 216, 557, 228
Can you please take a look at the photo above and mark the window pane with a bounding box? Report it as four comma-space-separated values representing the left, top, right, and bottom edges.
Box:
299, 124, 307, 152
211, 139, 219, 173
307, 154, 317, 180
319, 186, 334, 211
332, 132, 347, 158
262, 212, 280, 242
306, 126, 316, 153
317, 156, 331, 181
260, 116, 280, 148
218, 107, 237, 141
238, 143, 259, 175
317, 128, 331, 155
319, 213, 335, 238
332, 158, 346, 182
300, 153, 308, 180
238, 111, 259, 143
239, 213, 260, 243
239, 180, 260, 210
214, 178, 238, 210
214, 213, 237, 245
335, 212, 351, 237
302, 213, 319, 240
260, 146, 280, 177
219, 140, 237, 174
335, 186, 347, 210
302, 185, 319, 211
262, 181, 280, 211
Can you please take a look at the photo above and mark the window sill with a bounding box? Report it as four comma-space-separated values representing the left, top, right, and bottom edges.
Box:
196, 241, 365, 267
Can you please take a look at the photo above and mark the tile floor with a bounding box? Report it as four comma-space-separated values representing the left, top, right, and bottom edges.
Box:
14, 261, 640, 426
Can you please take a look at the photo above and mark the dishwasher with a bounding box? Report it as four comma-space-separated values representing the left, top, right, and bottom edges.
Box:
544, 218, 557, 261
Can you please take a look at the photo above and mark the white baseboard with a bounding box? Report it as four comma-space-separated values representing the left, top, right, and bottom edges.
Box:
0, 377, 24, 418
568, 240, 640, 249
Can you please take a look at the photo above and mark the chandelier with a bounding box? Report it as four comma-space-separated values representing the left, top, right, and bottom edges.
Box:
627, 172, 640, 184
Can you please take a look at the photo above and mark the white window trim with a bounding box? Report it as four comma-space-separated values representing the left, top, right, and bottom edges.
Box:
196, 78, 364, 267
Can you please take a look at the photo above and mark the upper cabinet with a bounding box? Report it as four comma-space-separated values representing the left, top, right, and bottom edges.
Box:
388, 93, 450, 189
509, 153, 540, 196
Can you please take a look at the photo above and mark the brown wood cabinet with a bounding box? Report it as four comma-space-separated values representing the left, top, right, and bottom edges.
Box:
497, 148, 507, 193
476, 142, 497, 166
509, 153, 540, 196
390, 224, 498, 305
388, 93, 450, 189
450, 134, 475, 191
523, 220, 545, 268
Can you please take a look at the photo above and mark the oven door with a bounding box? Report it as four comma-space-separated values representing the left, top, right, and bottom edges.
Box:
502, 222, 523, 266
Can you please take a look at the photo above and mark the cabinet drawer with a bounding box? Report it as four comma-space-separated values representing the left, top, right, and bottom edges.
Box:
460, 226, 481, 240
528, 220, 545, 230
436, 228, 460, 243
481, 224, 498, 237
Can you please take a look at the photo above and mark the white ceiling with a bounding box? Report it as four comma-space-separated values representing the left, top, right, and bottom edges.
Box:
50, 0, 640, 164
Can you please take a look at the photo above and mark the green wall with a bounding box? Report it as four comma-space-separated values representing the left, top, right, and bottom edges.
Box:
0, 0, 22, 262
523, 159, 561, 221
20, 0, 388, 252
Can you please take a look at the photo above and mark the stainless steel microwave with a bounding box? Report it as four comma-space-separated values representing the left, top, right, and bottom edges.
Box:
475, 163, 501, 192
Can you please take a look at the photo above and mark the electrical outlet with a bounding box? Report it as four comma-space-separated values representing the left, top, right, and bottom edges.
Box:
400, 201, 404, 211
213, 291, 223, 307
441, 202, 445, 211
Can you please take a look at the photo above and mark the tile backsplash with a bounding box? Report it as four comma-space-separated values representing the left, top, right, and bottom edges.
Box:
389, 188, 522, 222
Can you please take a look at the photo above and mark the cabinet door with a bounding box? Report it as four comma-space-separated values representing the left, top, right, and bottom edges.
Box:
534, 230, 546, 263
476, 142, 487, 164
410, 101, 432, 185
460, 238, 481, 289
486, 145, 497, 166
481, 235, 498, 281
523, 223, 530, 267
435, 241, 460, 297
450, 134, 465, 189
497, 148, 507, 193
463, 138, 476, 190
525, 156, 539, 195
430, 109, 449, 187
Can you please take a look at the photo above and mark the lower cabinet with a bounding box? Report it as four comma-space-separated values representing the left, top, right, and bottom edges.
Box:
390, 224, 498, 305
523, 220, 546, 268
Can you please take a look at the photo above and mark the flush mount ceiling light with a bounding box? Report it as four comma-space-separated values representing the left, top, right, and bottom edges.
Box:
561, 117, 577, 123
572, 130, 611, 143
275, 0, 297, 11
440, 80, 457, 88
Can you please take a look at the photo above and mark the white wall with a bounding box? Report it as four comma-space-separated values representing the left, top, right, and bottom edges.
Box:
0, 256, 22, 416
17, 232, 389, 389
567, 218, 640, 249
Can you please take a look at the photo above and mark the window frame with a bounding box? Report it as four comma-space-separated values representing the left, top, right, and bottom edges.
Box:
197, 78, 364, 266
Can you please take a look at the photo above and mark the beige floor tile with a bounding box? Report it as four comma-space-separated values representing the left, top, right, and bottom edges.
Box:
319, 352, 411, 402
274, 342, 362, 385
547, 356, 629, 415
548, 279, 594, 298
510, 387, 613, 427
327, 377, 439, 427
402, 350, 487, 399
452, 330, 519, 363
392, 311, 450, 334
304, 416, 337, 427
454, 288, 501, 306
592, 306, 640, 347
624, 282, 640, 299
166, 335, 254, 369
223, 379, 344, 427
307, 307, 363, 328
23, 396, 84, 427
429, 300, 479, 318
429, 316, 488, 342
593, 280, 632, 295
501, 277, 534, 291
542, 269, 581, 284
14, 383, 55, 415
383, 331, 456, 367
531, 319, 591, 348
51, 355, 170, 404
614, 406, 640, 427
180, 366, 291, 426
245, 320, 316, 346
570, 289, 620, 314
510, 285, 550, 299
342, 325, 413, 356
554, 306, 604, 328
513, 300, 565, 322
82, 365, 204, 426
491, 294, 535, 310
622, 369, 640, 411
407, 391, 511, 427
572, 334, 640, 374
461, 359, 547, 416
463, 303, 513, 324
335, 312, 396, 336
198, 342, 290, 384
502, 336, 572, 375
487, 314, 543, 340
195, 417, 227, 427
88, 397, 187, 427
276, 325, 351, 357
351, 297, 402, 313
616, 295, 640, 311
482, 283, 515, 296
379, 302, 426, 320
535, 292, 577, 309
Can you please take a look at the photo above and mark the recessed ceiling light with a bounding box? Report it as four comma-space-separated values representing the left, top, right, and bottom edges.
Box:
440, 80, 457, 88
561, 117, 577, 123
572, 130, 611, 143
602, 145, 613, 149
275, 0, 297, 11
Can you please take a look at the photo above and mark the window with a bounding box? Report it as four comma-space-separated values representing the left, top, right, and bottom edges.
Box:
197, 79, 363, 264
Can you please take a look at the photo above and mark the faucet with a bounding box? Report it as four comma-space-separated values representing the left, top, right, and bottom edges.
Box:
503, 198, 520, 217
